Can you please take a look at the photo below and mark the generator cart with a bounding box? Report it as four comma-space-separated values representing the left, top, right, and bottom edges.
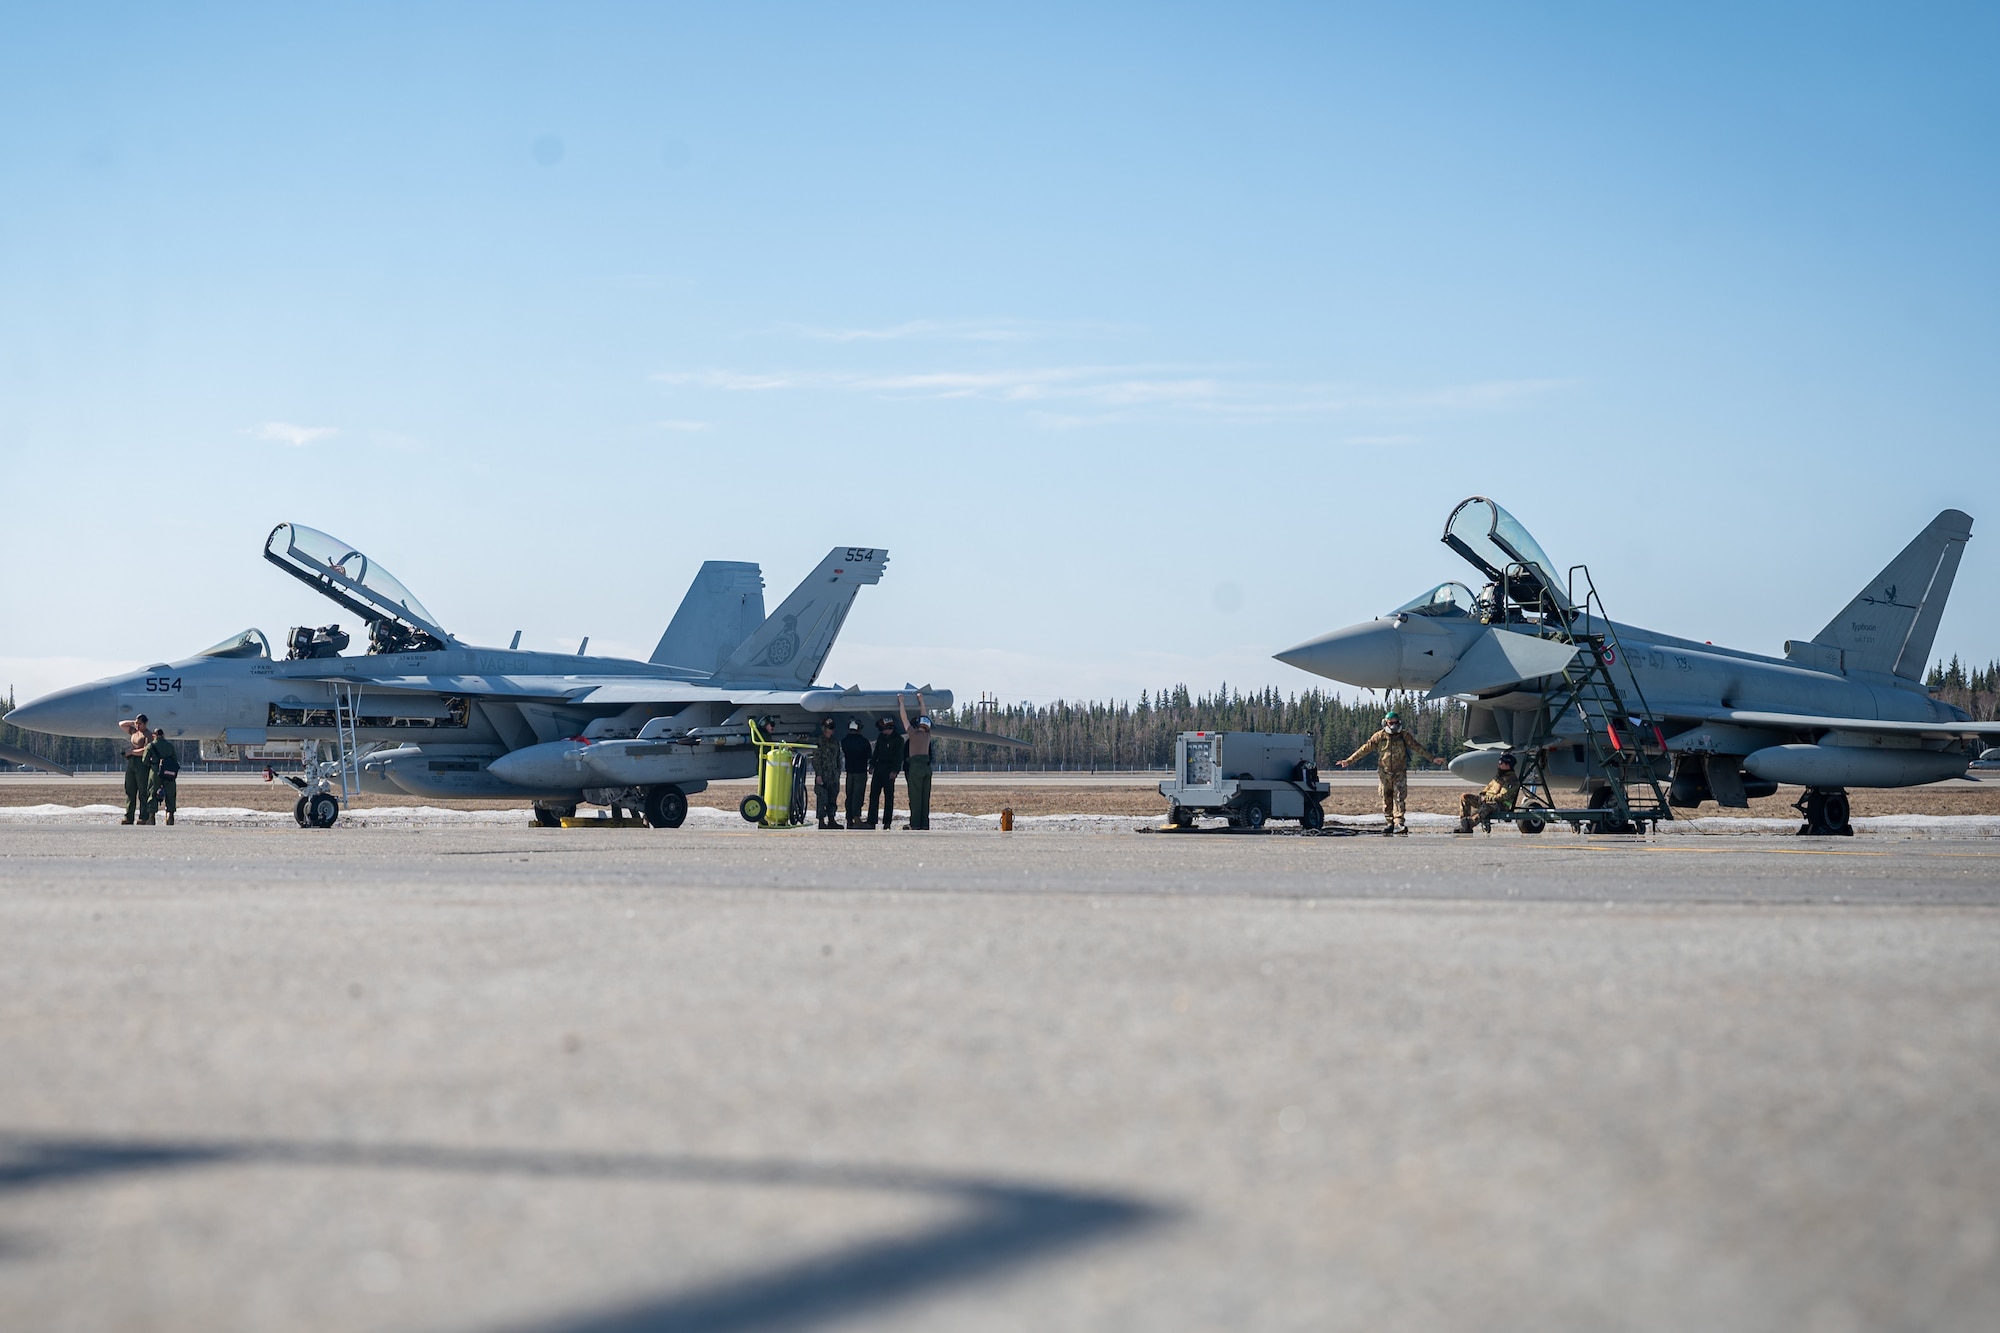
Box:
1159, 731, 1329, 830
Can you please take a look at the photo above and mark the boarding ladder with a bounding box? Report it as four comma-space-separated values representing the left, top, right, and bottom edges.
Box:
1499, 563, 1672, 833
327, 680, 364, 809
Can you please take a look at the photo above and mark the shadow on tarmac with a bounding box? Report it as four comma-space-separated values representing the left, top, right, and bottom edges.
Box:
0, 1132, 1169, 1331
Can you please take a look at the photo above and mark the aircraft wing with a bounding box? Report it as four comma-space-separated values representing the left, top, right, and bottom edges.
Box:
926, 723, 1032, 750
1705, 710, 2000, 741
0, 741, 74, 775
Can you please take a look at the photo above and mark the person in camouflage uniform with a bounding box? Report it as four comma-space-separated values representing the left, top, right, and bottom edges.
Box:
1336, 708, 1435, 835
813, 717, 842, 829
1457, 752, 1520, 833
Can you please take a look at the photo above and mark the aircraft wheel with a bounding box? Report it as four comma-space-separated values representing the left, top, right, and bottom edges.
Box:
1244, 803, 1267, 830
739, 794, 766, 824
1517, 812, 1547, 835
307, 793, 341, 828
293, 796, 309, 827
532, 804, 572, 828
1823, 791, 1852, 833
1300, 802, 1324, 831
645, 787, 688, 829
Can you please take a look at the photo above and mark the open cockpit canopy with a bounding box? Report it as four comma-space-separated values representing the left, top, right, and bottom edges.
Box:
263, 523, 452, 651
196, 628, 271, 660
1392, 582, 1477, 618
1442, 497, 1571, 613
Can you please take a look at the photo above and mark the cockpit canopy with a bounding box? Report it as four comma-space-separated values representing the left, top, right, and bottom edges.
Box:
196, 628, 272, 660
1442, 497, 1572, 613
1392, 582, 1477, 618
263, 522, 452, 651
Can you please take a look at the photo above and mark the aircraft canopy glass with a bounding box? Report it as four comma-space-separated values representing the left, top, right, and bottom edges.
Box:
1392, 582, 1477, 618
196, 628, 271, 660
1443, 497, 1571, 609
264, 522, 447, 637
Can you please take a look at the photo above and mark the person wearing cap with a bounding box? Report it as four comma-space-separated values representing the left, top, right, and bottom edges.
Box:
840, 719, 871, 828
1336, 708, 1435, 835
898, 691, 934, 830
1458, 752, 1522, 833
865, 714, 905, 829
117, 713, 151, 825
812, 717, 842, 829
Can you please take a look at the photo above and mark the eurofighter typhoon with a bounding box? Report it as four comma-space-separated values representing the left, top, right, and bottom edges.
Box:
7, 523, 1022, 827
1277, 497, 1998, 836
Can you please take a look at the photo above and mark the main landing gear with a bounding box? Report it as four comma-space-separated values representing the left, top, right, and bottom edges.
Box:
1797, 788, 1854, 837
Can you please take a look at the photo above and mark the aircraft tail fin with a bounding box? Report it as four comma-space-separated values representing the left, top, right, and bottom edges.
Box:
650, 561, 766, 673
1812, 509, 1973, 681
720, 547, 889, 686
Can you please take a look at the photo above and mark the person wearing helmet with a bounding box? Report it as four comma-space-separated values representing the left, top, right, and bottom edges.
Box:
1336, 708, 1436, 835
813, 717, 842, 829
1458, 752, 1522, 833
898, 691, 934, 830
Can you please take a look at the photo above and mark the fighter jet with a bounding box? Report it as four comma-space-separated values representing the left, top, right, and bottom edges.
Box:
7, 523, 1022, 827
1276, 497, 1999, 835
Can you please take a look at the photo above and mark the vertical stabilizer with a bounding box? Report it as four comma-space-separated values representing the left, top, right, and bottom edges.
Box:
719, 547, 889, 686
651, 561, 766, 673
1812, 510, 1973, 681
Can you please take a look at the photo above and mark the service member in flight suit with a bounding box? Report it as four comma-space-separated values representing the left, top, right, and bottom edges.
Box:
866, 716, 904, 829
813, 717, 842, 829
898, 692, 933, 831
1336, 708, 1435, 835
117, 713, 151, 825
1457, 752, 1520, 833
143, 727, 181, 826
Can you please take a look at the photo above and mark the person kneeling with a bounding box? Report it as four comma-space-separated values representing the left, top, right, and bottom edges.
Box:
1457, 752, 1520, 833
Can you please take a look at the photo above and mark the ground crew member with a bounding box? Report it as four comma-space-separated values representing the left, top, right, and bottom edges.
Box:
865, 715, 904, 829
813, 717, 842, 829
1336, 708, 1435, 835
143, 727, 181, 826
840, 720, 871, 828
1457, 752, 1520, 833
899, 692, 933, 831
117, 713, 150, 825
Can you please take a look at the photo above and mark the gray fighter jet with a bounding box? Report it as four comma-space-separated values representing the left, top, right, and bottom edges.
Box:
1277, 498, 1999, 835
8, 523, 1022, 827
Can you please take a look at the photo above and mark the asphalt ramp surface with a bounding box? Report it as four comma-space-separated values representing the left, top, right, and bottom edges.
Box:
2, 822, 1998, 1332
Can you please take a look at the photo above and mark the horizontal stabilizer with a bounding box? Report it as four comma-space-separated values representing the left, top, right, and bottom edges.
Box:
1426, 629, 1580, 698
0, 741, 73, 775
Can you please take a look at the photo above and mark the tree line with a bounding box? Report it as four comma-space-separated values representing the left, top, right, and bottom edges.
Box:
1926, 657, 2000, 723
930, 684, 1464, 771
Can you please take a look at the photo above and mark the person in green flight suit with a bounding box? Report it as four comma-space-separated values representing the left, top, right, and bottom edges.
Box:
143, 726, 181, 826
865, 715, 904, 829
813, 716, 842, 829
1336, 708, 1435, 836
117, 713, 151, 825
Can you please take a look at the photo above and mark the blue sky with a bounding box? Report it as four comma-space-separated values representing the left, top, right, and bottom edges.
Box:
3, 4, 1996, 704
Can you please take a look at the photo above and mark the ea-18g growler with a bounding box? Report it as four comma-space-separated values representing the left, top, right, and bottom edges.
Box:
8, 523, 1023, 827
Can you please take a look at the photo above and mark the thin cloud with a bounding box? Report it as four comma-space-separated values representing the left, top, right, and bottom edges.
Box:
652, 366, 1574, 426
247, 422, 338, 447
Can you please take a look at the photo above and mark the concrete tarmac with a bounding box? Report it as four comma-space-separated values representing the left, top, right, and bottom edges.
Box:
3, 822, 1998, 1332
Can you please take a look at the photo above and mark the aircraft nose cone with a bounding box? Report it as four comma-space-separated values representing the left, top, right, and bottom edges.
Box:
5, 682, 115, 737
1275, 620, 1404, 689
